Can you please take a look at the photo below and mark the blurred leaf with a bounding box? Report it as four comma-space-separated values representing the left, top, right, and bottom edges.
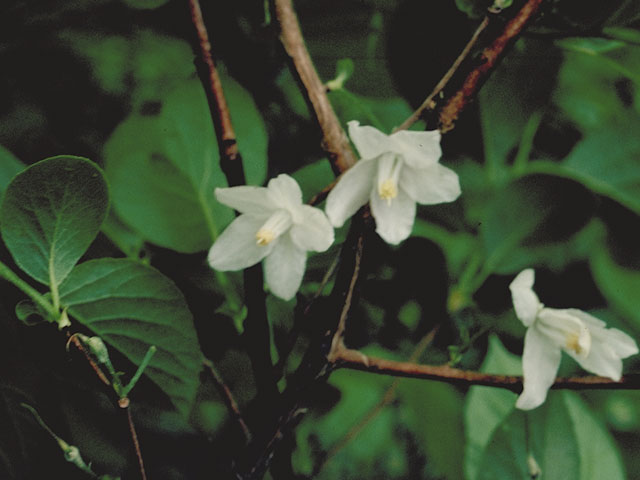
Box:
479, 40, 556, 183
480, 174, 594, 276
527, 120, 640, 215
398, 379, 465, 480
464, 335, 520, 480
558, 37, 626, 54
412, 219, 476, 276
59, 258, 203, 416
121, 0, 171, 10
0, 146, 24, 200
104, 77, 267, 253
477, 392, 626, 480
14, 300, 47, 326
326, 58, 355, 90
603, 27, 640, 46
590, 246, 640, 328
328, 88, 414, 132
0, 156, 109, 287
0, 385, 37, 479
291, 160, 335, 202
454, 0, 489, 18
100, 212, 147, 261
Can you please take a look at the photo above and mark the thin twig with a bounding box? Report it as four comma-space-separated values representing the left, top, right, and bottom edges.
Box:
124, 406, 147, 480
187, 0, 244, 185
395, 16, 490, 132
203, 359, 252, 443
315, 328, 439, 475
66, 333, 110, 387
332, 346, 640, 391
188, 0, 279, 424
438, 0, 547, 132
273, 0, 357, 174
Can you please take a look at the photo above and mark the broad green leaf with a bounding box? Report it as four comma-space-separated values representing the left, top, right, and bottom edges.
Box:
0, 146, 24, 199
58, 258, 203, 416
0, 156, 109, 287
398, 379, 465, 480
477, 392, 626, 480
104, 77, 267, 253
590, 247, 640, 328
464, 336, 521, 480
526, 121, 640, 215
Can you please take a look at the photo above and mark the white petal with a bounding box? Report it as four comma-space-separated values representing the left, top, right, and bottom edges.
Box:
215, 186, 276, 215
267, 174, 303, 210
537, 308, 591, 357
264, 235, 307, 300
516, 326, 562, 410
391, 129, 442, 169
325, 157, 377, 227
400, 163, 461, 205
289, 205, 334, 252
208, 215, 273, 271
509, 269, 542, 327
348, 121, 393, 159
567, 309, 638, 358
369, 187, 416, 245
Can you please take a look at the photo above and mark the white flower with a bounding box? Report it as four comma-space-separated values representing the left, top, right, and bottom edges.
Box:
510, 268, 638, 410
325, 121, 461, 245
208, 174, 334, 300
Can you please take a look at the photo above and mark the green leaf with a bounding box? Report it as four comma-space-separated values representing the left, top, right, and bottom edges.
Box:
104, 77, 267, 253
58, 258, 203, 416
527, 121, 640, 215
0, 146, 24, 200
0, 156, 109, 287
480, 174, 594, 276
291, 160, 335, 202
477, 392, 626, 480
398, 379, 465, 480
590, 247, 640, 328
464, 336, 521, 480
121, 0, 170, 9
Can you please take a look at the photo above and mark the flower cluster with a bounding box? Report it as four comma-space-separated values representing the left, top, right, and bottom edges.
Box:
208, 121, 456, 299
510, 269, 638, 410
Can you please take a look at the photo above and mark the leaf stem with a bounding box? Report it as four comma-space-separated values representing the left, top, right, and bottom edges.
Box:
121, 346, 157, 398
0, 260, 56, 318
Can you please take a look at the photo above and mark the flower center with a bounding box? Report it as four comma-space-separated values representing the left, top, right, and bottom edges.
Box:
378, 179, 398, 204
376, 153, 403, 206
255, 210, 292, 247
565, 333, 583, 354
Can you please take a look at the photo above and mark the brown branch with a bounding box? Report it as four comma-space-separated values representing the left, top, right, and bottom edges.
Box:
203, 359, 252, 443
66, 333, 110, 387
273, 0, 357, 174
332, 347, 640, 391
395, 16, 490, 132
187, 0, 245, 186
438, 0, 547, 132
124, 406, 147, 480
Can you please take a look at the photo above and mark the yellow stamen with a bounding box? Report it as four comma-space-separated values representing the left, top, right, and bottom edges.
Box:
256, 229, 275, 246
379, 179, 398, 205
566, 333, 582, 354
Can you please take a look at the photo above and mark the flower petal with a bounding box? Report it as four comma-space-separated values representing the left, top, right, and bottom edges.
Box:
215, 186, 276, 215
264, 235, 306, 300
289, 205, 335, 252
400, 163, 461, 205
391, 130, 442, 169
348, 121, 393, 159
537, 308, 591, 357
516, 326, 562, 410
325, 157, 377, 227
208, 215, 273, 271
509, 269, 542, 327
267, 174, 303, 210
370, 186, 416, 245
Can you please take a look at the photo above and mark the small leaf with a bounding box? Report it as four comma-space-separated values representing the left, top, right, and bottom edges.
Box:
0, 156, 109, 287
590, 247, 640, 328
58, 258, 203, 416
15, 300, 47, 326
